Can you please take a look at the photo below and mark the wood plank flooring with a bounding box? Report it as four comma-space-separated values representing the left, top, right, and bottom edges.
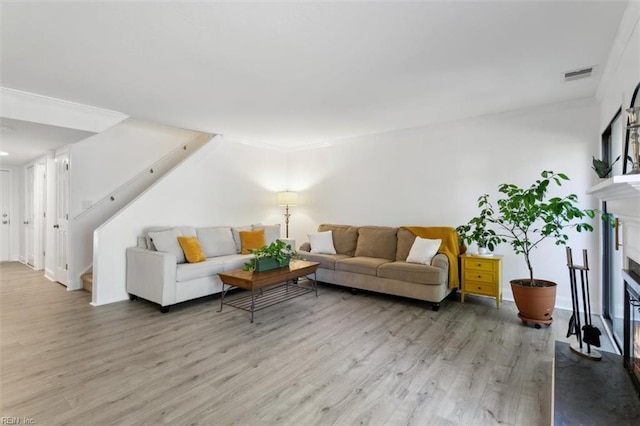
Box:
0, 261, 612, 425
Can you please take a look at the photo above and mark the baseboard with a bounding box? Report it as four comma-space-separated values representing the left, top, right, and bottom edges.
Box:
66, 278, 81, 291
44, 268, 56, 282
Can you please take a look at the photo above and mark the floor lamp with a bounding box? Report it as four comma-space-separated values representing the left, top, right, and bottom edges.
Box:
277, 191, 297, 238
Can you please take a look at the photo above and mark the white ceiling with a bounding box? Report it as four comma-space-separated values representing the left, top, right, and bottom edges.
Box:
0, 118, 95, 167
0, 1, 629, 150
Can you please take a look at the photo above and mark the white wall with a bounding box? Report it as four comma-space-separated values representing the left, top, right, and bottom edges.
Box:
288, 98, 601, 312
596, 1, 639, 133
68, 118, 208, 289
92, 136, 286, 305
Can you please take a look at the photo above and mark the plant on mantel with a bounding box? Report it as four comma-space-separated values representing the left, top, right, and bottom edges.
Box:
243, 240, 298, 272
459, 170, 610, 287
591, 155, 620, 178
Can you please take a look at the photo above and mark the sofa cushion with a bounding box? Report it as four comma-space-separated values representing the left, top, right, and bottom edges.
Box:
145, 226, 171, 251
231, 225, 253, 253
221, 254, 254, 271
299, 252, 350, 270
318, 224, 359, 256
197, 227, 237, 258
335, 257, 392, 277
176, 258, 226, 282
309, 231, 337, 254
252, 224, 281, 245
148, 228, 186, 264
177, 236, 207, 263
406, 237, 441, 265
354, 226, 398, 260
240, 229, 266, 254
396, 228, 417, 261
377, 261, 445, 285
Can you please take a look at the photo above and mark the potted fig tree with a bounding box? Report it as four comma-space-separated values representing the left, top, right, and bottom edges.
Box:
458, 170, 606, 327
456, 197, 503, 255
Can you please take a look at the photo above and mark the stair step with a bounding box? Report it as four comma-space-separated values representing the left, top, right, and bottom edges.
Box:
82, 273, 93, 293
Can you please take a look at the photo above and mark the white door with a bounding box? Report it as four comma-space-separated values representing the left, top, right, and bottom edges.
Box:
0, 170, 11, 261
25, 165, 35, 267
55, 151, 69, 285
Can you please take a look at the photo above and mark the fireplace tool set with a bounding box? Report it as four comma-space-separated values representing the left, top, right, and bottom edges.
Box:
566, 247, 602, 360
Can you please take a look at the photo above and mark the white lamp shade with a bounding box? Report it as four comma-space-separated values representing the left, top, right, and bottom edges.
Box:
277, 191, 298, 206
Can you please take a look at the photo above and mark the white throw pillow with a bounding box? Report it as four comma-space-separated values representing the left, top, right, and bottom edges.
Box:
252, 224, 281, 245
196, 227, 237, 258
231, 225, 253, 253
148, 228, 186, 264
406, 237, 441, 265
309, 231, 337, 254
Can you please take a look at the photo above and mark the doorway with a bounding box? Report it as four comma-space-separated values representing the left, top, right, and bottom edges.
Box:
25, 164, 35, 267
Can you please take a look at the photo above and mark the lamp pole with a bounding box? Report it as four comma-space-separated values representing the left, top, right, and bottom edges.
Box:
284, 204, 291, 238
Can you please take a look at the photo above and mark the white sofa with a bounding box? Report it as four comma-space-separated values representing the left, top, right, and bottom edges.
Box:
126, 224, 280, 312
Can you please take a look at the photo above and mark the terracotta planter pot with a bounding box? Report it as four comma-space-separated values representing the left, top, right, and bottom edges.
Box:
510, 279, 557, 326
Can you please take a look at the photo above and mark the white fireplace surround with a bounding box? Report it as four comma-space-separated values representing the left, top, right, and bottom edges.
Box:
587, 175, 640, 268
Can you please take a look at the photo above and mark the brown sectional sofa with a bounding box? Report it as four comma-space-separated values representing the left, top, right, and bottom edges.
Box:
298, 224, 460, 311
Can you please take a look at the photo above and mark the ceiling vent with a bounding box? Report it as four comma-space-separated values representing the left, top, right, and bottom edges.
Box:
564, 66, 593, 81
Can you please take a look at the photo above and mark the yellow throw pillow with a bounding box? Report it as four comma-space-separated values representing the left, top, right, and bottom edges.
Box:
239, 229, 266, 254
177, 236, 206, 263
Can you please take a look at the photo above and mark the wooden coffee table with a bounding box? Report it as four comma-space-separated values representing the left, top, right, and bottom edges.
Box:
218, 259, 320, 323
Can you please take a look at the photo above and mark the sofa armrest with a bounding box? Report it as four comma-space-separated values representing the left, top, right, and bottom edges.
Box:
126, 247, 177, 307
431, 253, 449, 271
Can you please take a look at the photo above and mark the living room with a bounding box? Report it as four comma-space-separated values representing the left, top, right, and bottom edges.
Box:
1, 1, 639, 424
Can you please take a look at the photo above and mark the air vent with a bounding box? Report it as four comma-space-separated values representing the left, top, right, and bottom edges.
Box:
564, 67, 593, 81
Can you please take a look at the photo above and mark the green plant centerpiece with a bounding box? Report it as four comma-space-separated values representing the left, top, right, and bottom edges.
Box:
243, 240, 298, 272
458, 170, 606, 327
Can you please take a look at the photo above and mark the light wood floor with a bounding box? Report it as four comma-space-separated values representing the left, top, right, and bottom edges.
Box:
0, 261, 613, 425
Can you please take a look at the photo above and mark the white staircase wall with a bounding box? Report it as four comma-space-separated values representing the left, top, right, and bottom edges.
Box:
92, 136, 287, 306
68, 118, 208, 289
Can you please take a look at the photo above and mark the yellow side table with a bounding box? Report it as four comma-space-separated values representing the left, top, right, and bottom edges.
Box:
461, 253, 503, 309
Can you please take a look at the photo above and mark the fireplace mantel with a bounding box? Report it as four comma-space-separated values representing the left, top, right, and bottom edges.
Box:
587, 175, 640, 202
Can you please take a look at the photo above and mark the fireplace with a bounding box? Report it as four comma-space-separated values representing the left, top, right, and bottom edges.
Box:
624, 259, 640, 397
587, 174, 640, 400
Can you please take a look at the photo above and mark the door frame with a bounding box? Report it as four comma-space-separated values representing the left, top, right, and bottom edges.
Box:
23, 158, 47, 270
24, 163, 35, 267
54, 148, 70, 286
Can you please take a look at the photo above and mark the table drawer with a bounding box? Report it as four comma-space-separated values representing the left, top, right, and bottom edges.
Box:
465, 258, 496, 272
465, 281, 496, 296
465, 270, 495, 283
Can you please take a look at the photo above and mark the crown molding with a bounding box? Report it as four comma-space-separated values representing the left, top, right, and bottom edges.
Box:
0, 87, 128, 133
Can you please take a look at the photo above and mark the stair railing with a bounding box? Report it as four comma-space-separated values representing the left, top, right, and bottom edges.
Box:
72, 134, 206, 221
